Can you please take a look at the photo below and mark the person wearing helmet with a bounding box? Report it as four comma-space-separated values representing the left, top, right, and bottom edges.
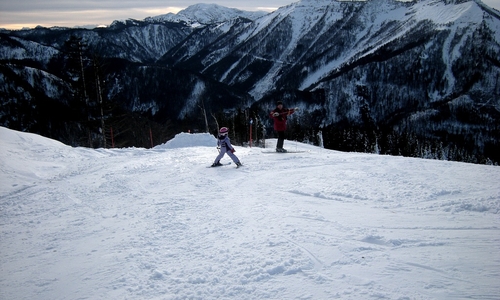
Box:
270, 101, 299, 152
211, 127, 243, 167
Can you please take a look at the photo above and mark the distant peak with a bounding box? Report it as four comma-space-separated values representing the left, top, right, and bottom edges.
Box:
148, 3, 267, 26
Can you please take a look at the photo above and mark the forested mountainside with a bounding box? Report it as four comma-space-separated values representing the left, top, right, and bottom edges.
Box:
1, 1, 499, 164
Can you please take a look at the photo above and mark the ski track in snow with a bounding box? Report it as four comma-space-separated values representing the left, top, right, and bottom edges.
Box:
1, 128, 499, 299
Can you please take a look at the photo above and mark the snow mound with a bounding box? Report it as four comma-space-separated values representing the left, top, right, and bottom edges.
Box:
155, 132, 216, 149
0, 125, 66, 149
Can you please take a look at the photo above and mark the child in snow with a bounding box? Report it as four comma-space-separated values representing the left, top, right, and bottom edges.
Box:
211, 127, 243, 167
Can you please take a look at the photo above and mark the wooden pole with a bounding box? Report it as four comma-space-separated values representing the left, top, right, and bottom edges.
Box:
110, 127, 115, 148
149, 127, 154, 148
249, 119, 253, 147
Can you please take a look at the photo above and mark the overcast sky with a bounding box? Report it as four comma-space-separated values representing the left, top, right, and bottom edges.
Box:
1, 0, 500, 30
0, 0, 291, 29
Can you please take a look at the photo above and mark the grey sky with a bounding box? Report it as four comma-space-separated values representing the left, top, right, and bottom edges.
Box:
0, 0, 293, 29
1, 0, 499, 30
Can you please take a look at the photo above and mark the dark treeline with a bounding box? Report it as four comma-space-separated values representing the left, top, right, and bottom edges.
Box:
215, 108, 499, 165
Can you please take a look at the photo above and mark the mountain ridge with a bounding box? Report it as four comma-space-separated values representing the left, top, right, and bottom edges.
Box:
146, 3, 268, 26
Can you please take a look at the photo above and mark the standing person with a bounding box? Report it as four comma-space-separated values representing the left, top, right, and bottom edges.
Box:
211, 127, 243, 167
270, 101, 299, 152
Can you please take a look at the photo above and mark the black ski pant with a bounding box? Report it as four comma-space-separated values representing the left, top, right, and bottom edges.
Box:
276, 131, 285, 149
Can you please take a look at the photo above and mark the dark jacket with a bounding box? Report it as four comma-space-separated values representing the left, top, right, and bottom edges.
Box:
270, 107, 296, 131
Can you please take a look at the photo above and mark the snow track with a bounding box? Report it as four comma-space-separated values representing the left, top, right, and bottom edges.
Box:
1, 129, 499, 299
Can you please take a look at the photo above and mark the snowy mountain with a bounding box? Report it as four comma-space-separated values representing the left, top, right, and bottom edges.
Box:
1, 126, 499, 299
0, 0, 499, 163
147, 3, 267, 26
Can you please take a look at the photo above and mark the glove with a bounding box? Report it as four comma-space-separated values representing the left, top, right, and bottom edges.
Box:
273, 112, 279, 117
230, 148, 235, 153
294, 107, 300, 111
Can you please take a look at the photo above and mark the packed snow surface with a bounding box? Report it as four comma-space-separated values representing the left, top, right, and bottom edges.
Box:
1, 127, 499, 299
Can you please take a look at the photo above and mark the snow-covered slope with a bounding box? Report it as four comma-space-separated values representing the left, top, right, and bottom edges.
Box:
1, 126, 499, 299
